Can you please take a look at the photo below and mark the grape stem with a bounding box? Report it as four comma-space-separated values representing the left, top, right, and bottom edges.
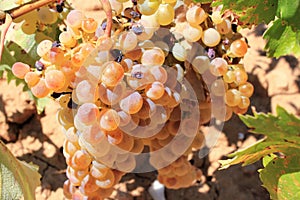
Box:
9, 0, 57, 19
100, 0, 112, 37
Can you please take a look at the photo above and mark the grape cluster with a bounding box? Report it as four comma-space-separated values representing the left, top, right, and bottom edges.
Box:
11, 1, 255, 199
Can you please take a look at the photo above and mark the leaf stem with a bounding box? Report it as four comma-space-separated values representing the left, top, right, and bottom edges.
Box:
100, 0, 112, 37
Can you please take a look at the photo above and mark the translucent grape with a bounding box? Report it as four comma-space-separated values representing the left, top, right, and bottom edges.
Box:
45, 69, 66, 91
186, 5, 206, 25
238, 95, 250, 109
59, 31, 76, 47
76, 103, 99, 125
12, 62, 31, 79
99, 109, 120, 131
31, 78, 50, 98
202, 28, 221, 47
107, 129, 124, 145
141, 48, 165, 66
225, 89, 241, 107
82, 124, 106, 144
101, 61, 124, 87
71, 150, 92, 170
156, 3, 174, 26
234, 68, 248, 85
137, 0, 161, 15
67, 10, 85, 28
223, 70, 235, 83
238, 82, 254, 97
95, 169, 115, 189
149, 65, 168, 84
230, 39, 248, 57
216, 19, 232, 34
210, 57, 228, 76
24, 72, 40, 87
76, 80, 97, 103
37, 40, 53, 58
98, 82, 124, 105
183, 23, 203, 42
172, 43, 187, 62
82, 18, 98, 33
210, 79, 227, 96
21, 21, 37, 34
119, 92, 143, 114
191, 56, 210, 74
119, 31, 138, 51
49, 47, 65, 65
145, 81, 165, 100
127, 64, 155, 90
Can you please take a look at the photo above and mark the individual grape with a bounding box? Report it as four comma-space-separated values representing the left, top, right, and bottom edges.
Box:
117, 110, 132, 127
238, 82, 254, 97
21, 21, 37, 34
186, 5, 206, 25
59, 31, 76, 47
124, 47, 143, 61
91, 161, 110, 179
127, 64, 155, 90
210, 79, 227, 96
115, 132, 134, 151
95, 169, 115, 189
230, 39, 248, 57
136, 19, 155, 41
82, 123, 106, 144
76, 80, 97, 103
82, 18, 98, 33
202, 28, 221, 47
137, 0, 161, 15
183, 23, 203, 42
225, 89, 241, 107
37, 7, 58, 24
37, 40, 53, 58
101, 61, 125, 87
191, 56, 211, 74
145, 81, 165, 100
99, 109, 120, 131
45, 69, 66, 91
80, 175, 99, 194
67, 10, 85, 28
211, 10, 223, 24
71, 150, 92, 170
12, 62, 31, 79
238, 95, 250, 109
172, 43, 187, 62
156, 3, 174, 26
31, 78, 50, 98
119, 92, 143, 114
216, 19, 232, 34
223, 70, 235, 83
119, 31, 138, 51
136, 98, 157, 119
141, 48, 165, 66
107, 129, 124, 145
49, 47, 65, 65
80, 43, 96, 56
24, 72, 40, 87
76, 103, 99, 125
210, 57, 228, 76
150, 65, 168, 84
98, 82, 125, 105
234, 68, 248, 85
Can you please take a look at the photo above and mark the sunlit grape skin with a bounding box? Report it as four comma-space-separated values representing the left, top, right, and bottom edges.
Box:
12, 62, 31, 79
101, 61, 125, 87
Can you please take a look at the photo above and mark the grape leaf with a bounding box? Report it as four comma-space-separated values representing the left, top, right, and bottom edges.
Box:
0, 140, 41, 200
220, 106, 300, 169
277, 0, 300, 30
259, 153, 300, 200
193, 0, 213, 3
212, 0, 278, 27
263, 18, 300, 58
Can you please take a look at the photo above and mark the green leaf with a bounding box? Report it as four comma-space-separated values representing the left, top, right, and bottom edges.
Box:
0, 140, 41, 200
277, 0, 300, 30
220, 106, 300, 169
263, 19, 300, 58
260, 154, 300, 200
212, 0, 278, 27
262, 153, 277, 167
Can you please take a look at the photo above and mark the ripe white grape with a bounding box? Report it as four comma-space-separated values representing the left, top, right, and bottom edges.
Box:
186, 5, 206, 25
202, 28, 221, 47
